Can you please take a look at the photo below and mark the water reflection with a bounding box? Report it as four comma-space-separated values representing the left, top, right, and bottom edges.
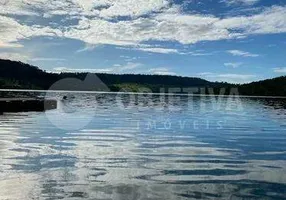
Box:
0, 93, 286, 199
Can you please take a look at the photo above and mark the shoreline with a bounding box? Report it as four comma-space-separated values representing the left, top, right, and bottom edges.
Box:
1, 89, 286, 99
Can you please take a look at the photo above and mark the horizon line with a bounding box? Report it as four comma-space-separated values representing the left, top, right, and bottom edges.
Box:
1, 89, 286, 99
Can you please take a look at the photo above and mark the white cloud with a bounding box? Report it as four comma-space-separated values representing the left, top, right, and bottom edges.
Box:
98, 0, 169, 19
53, 62, 142, 73
0, 15, 62, 48
224, 62, 243, 68
189, 53, 211, 56
76, 44, 98, 53
118, 45, 211, 55
62, 5, 286, 48
117, 62, 142, 71
216, 6, 286, 35
221, 0, 260, 6
29, 57, 66, 62
273, 67, 286, 73
0, 41, 23, 48
131, 48, 214, 55
0, 0, 39, 15
0, 0, 169, 18
0, 51, 65, 63
119, 55, 138, 62
132, 47, 180, 54
198, 72, 257, 83
54, 67, 114, 73
227, 50, 259, 57
0, 1, 286, 52
148, 67, 176, 75
53, 63, 177, 76
0, 52, 31, 62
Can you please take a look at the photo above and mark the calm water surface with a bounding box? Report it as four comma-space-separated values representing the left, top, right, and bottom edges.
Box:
0, 93, 286, 200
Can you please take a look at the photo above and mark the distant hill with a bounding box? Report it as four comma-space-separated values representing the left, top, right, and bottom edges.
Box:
0, 59, 223, 92
0, 59, 285, 96
239, 76, 286, 96
0, 59, 58, 89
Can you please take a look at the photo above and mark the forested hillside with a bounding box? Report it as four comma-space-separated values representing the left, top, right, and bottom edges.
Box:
0, 59, 285, 96
0, 59, 218, 92
239, 76, 286, 96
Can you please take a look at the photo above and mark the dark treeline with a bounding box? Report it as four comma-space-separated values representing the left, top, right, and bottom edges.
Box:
239, 76, 286, 96
0, 59, 228, 91
0, 59, 285, 96
0, 59, 58, 89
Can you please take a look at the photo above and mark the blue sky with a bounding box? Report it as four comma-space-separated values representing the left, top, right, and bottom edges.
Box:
0, 0, 285, 83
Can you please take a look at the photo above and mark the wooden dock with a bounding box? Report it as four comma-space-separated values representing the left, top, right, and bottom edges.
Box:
0, 98, 57, 113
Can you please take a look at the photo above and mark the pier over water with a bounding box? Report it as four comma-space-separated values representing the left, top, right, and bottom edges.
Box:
0, 98, 57, 113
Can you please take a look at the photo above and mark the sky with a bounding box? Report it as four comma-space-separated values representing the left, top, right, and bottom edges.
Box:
0, 0, 286, 83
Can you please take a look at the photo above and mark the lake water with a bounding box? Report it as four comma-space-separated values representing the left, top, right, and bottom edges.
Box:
0, 93, 286, 199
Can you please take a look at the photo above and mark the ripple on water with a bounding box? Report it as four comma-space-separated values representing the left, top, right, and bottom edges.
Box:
0, 95, 286, 199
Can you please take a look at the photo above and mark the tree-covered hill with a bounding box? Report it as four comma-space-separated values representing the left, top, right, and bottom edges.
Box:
239, 76, 286, 96
0, 59, 285, 96
0, 59, 58, 89
0, 59, 220, 92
